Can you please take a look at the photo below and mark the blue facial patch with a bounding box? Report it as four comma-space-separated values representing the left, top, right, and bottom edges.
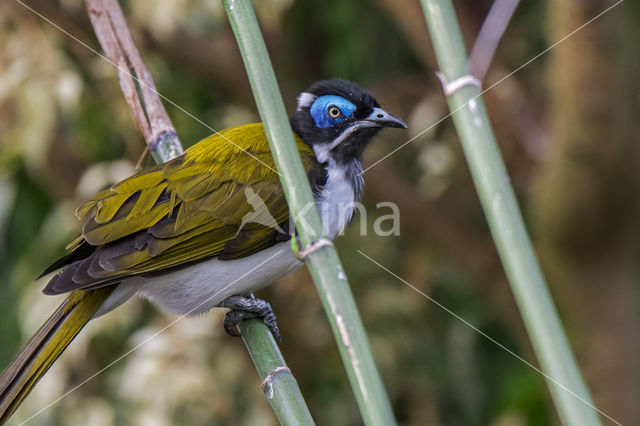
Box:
310, 95, 357, 128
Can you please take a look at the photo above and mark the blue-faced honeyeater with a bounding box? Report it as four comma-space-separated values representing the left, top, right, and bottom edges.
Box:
0, 79, 406, 421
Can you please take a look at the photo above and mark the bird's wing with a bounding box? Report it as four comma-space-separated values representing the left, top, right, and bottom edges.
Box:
43, 124, 322, 295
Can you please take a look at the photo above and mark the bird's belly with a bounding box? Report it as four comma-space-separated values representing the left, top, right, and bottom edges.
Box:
96, 176, 354, 318
101, 242, 301, 316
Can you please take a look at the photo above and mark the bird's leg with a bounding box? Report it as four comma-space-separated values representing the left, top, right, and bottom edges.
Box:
218, 294, 281, 342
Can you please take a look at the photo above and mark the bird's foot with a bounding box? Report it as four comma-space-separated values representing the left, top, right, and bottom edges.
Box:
219, 295, 281, 342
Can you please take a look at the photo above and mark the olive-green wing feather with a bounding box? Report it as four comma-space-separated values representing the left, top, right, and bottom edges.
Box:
43, 123, 321, 295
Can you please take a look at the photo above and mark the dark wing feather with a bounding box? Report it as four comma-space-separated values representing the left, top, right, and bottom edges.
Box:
42, 124, 321, 295
37, 241, 95, 279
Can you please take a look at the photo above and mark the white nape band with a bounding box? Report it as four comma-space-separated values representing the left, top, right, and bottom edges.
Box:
436, 72, 482, 97
297, 92, 317, 111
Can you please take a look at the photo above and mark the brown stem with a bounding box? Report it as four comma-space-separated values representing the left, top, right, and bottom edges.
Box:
85, 0, 182, 157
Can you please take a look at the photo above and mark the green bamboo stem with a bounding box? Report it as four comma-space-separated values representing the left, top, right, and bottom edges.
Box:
222, 1, 396, 425
238, 320, 315, 424
87, 1, 313, 423
419, 1, 602, 425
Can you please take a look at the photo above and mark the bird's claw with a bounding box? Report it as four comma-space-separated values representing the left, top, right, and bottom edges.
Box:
219, 295, 281, 342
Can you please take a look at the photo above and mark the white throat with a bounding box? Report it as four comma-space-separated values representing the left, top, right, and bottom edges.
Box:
313, 151, 363, 239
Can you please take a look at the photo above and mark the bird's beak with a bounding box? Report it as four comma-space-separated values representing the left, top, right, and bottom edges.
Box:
364, 107, 407, 129
323, 107, 407, 155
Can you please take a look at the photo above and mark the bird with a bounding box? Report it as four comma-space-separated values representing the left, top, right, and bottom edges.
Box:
0, 78, 406, 422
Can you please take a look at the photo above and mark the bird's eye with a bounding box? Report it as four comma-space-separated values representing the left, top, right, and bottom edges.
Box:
328, 106, 342, 119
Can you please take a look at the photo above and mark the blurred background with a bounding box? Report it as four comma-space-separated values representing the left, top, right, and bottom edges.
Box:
1, 0, 639, 425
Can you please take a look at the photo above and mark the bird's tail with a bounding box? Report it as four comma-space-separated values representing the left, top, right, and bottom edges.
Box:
0, 288, 112, 424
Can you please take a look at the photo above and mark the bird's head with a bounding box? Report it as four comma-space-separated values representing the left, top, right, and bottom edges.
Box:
290, 79, 406, 164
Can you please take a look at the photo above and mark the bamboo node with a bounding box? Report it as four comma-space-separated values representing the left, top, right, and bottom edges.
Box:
261, 366, 292, 391
436, 72, 481, 96
296, 238, 334, 260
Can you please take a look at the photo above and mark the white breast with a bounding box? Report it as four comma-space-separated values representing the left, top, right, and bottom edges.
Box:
315, 159, 357, 239
96, 158, 360, 317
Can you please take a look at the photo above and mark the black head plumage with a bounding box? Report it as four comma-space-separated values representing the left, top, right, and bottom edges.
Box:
290, 79, 405, 165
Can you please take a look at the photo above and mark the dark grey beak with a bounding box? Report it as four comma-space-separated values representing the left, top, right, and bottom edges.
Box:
324, 106, 408, 154
365, 107, 407, 129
